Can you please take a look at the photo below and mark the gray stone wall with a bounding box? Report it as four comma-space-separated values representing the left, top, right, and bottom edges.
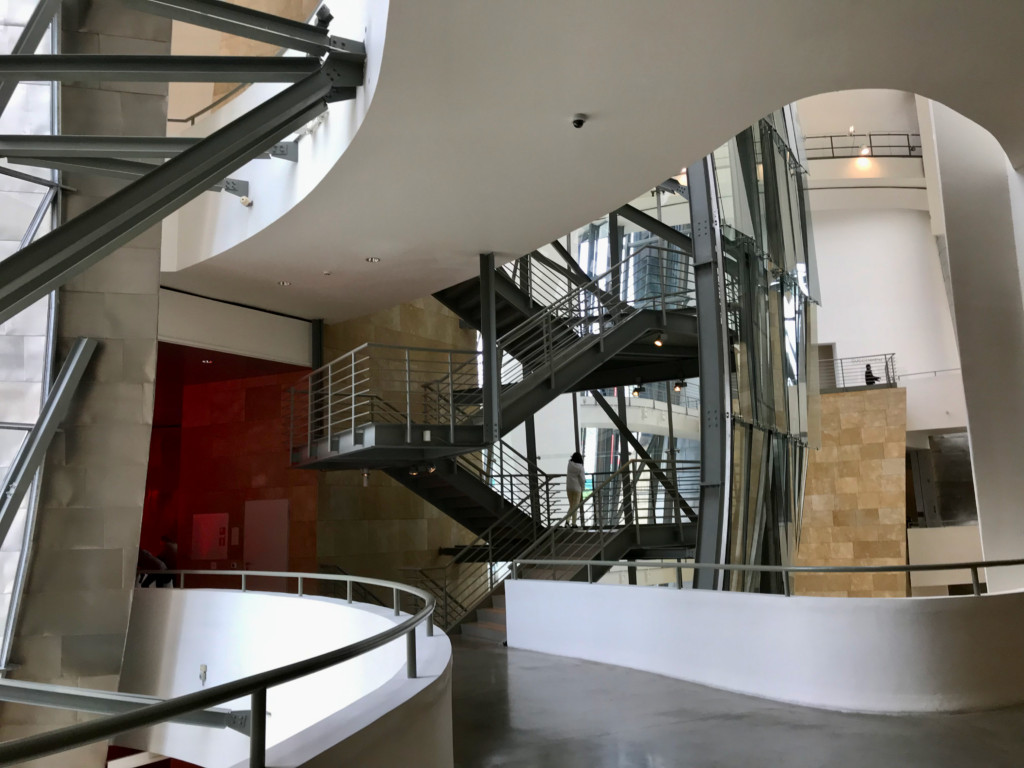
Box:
0, 2, 169, 763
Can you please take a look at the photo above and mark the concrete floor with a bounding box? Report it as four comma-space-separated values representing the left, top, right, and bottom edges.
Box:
451, 637, 1024, 767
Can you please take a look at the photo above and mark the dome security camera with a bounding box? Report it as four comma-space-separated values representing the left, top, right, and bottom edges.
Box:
572, 113, 588, 129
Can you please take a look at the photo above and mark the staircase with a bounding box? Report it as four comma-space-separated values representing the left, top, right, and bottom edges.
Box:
289, 239, 702, 638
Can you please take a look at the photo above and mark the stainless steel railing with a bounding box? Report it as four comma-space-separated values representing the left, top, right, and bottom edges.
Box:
0, 570, 435, 768
819, 353, 896, 391
288, 343, 482, 460
804, 132, 922, 159
510, 556, 1018, 598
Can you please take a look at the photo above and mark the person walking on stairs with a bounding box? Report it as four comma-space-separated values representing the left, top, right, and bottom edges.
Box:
566, 452, 586, 526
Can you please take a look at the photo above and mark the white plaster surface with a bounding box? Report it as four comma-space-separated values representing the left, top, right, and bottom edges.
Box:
506, 578, 1024, 713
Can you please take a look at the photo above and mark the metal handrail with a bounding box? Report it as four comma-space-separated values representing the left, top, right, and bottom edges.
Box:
0, 569, 435, 767
819, 353, 896, 390
511, 557, 1019, 598
804, 132, 922, 159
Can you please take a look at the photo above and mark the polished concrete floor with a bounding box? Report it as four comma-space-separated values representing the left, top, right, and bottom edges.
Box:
451, 637, 1024, 767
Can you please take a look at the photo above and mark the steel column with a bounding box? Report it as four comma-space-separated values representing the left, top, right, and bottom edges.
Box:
0, 0, 62, 119
116, 0, 364, 57
479, 253, 500, 444
615, 385, 634, 525
689, 156, 732, 591
0, 65, 342, 325
0, 54, 339, 83
249, 688, 266, 768
524, 415, 541, 525
0, 338, 97, 547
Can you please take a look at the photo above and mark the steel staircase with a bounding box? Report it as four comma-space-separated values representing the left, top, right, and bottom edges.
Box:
289, 236, 702, 638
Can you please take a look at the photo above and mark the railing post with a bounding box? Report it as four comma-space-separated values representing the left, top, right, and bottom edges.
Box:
289, 387, 294, 462
971, 566, 981, 596
250, 688, 267, 768
346, 579, 353, 603
659, 252, 667, 324
407, 629, 417, 679
782, 569, 791, 597
587, 563, 593, 584
180, 573, 185, 589
298, 576, 303, 596
405, 349, 412, 444
307, 378, 313, 457
241, 574, 246, 592
326, 367, 332, 448
393, 587, 400, 616
350, 354, 356, 437
448, 353, 455, 443
426, 607, 434, 637
676, 561, 683, 589
489, 540, 494, 590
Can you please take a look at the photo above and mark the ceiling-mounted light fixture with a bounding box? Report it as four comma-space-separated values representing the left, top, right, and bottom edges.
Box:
408, 466, 419, 477
674, 381, 683, 393
632, 380, 645, 397
201, 359, 213, 365
859, 145, 871, 156
277, 280, 290, 286
365, 257, 381, 263
654, 334, 664, 347
427, 463, 436, 474
848, 125, 856, 134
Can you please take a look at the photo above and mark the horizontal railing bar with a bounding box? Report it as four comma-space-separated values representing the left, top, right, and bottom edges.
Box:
513, 558, 1024, 575
0, 570, 434, 765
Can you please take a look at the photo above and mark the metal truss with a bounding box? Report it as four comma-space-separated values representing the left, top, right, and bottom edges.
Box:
0, 0, 365, 325
0, 0, 61, 118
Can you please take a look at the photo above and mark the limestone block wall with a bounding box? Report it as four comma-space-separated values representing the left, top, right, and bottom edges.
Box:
795, 387, 908, 597
0, 3, 169, 763
318, 298, 478, 586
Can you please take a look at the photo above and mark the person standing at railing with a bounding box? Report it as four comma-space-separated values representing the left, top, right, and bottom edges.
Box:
567, 452, 586, 526
865, 364, 881, 386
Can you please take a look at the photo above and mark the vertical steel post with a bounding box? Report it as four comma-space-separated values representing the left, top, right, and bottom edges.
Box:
666, 383, 680, 528
249, 688, 266, 768
346, 579, 353, 603
448, 353, 455, 442
407, 629, 417, 678
479, 253, 501, 444
393, 587, 400, 616
616, 388, 633, 525
241, 574, 246, 592
405, 349, 412, 443
690, 155, 732, 591
572, 391, 581, 454
971, 567, 981, 596
298, 576, 303, 596
350, 354, 356, 436
525, 415, 541, 526
306, 375, 312, 457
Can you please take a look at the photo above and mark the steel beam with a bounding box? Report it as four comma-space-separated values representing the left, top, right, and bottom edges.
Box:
0, 338, 96, 548
0, 679, 249, 734
0, 0, 61, 119
0, 54, 342, 83
0, 135, 300, 160
18, 186, 56, 249
116, 0, 364, 58
479, 253, 500, 444
11, 156, 246, 195
0, 66, 340, 325
589, 390, 696, 521
0, 165, 72, 191
615, 203, 693, 253
689, 156, 732, 590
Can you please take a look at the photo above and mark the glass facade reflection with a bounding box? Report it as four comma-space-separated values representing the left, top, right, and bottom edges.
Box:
560, 102, 819, 591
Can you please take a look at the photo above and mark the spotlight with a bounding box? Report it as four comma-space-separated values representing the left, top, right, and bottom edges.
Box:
674, 381, 683, 393
362, 469, 369, 487
848, 125, 856, 134
408, 466, 419, 477
365, 257, 381, 263
859, 145, 871, 156
427, 463, 436, 474
632, 381, 645, 397
654, 334, 664, 347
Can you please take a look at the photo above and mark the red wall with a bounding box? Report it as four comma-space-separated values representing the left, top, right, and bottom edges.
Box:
141, 344, 317, 575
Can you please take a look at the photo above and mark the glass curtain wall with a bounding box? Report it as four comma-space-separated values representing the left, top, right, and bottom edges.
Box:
561, 104, 818, 591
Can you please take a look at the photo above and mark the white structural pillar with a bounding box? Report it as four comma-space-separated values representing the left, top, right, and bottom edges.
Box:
932, 103, 1024, 592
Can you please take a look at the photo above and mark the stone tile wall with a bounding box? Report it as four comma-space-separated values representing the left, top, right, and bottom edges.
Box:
795, 387, 908, 598
0, 3, 169, 763
318, 298, 478, 587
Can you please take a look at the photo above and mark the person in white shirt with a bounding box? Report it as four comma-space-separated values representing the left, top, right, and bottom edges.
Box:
566, 452, 586, 526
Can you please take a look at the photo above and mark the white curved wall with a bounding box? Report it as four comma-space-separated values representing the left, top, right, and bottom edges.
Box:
118, 588, 452, 768
506, 579, 1024, 713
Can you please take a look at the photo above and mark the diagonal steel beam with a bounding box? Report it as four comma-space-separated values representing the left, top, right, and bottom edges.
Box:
589, 389, 697, 521
0, 54, 353, 83
18, 186, 56, 249
0, 338, 97, 548
0, 165, 74, 191
615, 203, 694, 253
0, 0, 62, 119
0, 64, 343, 325
0, 679, 249, 734
116, 0, 363, 57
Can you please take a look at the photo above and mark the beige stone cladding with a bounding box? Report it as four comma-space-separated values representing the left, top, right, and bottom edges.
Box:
318, 298, 479, 593
795, 387, 908, 597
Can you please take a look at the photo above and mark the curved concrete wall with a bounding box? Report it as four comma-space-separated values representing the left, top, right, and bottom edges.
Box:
505, 579, 1024, 713
119, 588, 452, 767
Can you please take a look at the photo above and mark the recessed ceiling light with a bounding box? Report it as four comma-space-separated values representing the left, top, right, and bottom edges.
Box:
323, 271, 332, 276
278, 280, 291, 286
365, 257, 380, 263
201, 359, 213, 364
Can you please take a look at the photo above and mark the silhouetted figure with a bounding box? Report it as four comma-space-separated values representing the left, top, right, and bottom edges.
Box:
865, 364, 881, 386
137, 548, 166, 588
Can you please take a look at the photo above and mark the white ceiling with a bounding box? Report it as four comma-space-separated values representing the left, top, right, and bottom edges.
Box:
161, 0, 1024, 323
797, 90, 921, 138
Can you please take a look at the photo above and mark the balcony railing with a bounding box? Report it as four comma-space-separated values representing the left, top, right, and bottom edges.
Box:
819, 354, 896, 392
804, 132, 922, 160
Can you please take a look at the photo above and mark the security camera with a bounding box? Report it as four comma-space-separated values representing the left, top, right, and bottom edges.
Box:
572, 113, 588, 129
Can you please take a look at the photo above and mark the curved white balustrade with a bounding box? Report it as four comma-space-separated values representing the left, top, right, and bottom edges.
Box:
506, 579, 1024, 714
116, 582, 452, 768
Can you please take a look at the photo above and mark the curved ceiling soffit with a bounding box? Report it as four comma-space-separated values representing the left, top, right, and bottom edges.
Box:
163, 0, 1024, 323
